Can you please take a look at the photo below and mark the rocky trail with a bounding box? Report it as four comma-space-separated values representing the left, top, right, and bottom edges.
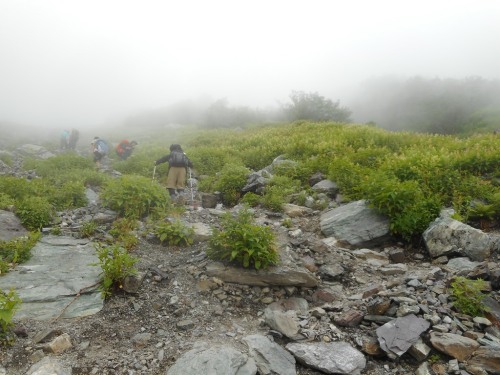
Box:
0, 148, 499, 375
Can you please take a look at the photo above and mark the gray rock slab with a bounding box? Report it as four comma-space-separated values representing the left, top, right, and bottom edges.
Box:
166, 341, 257, 375
205, 262, 318, 287
286, 341, 366, 375
26, 356, 72, 375
242, 334, 296, 375
0, 209, 28, 242
0, 235, 103, 320
376, 314, 430, 357
320, 200, 391, 247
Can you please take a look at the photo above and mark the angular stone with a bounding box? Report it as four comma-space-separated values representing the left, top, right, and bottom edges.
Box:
430, 332, 480, 361
242, 334, 296, 375
44, 333, 72, 354
26, 357, 71, 375
468, 346, 500, 374
286, 341, 366, 375
408, 338, 431, 362
376, 314, 430, 357
334, 310, 364, 327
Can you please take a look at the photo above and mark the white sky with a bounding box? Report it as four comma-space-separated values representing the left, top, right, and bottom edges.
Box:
1, 0, 499, 128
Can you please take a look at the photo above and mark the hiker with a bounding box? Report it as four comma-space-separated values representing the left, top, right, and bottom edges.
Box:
116, 140, 138, 160
68, 129, 80, 150
91, 136, 109, 168
60, 129, 70, 150
154, 144, 193, 197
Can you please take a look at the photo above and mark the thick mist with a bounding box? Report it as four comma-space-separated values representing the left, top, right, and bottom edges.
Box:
0, 0, 499, 133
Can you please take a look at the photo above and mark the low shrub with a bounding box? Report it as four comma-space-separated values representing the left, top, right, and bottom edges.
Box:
213, 164, 250, 207
0, 232, 41, 270
108, 218, 139, 250
15, 197, 53, 230
155, 220, 194, 246
94, 244, 139, 298
207, 206, 279, 269
80, 220, 98, 238
100, 175, 170, 218
0, 288, 22, 346
449, 276, 490, 316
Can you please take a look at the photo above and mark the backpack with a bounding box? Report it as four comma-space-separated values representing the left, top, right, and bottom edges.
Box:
96, 139, 109, 155
169, 151, 187, 167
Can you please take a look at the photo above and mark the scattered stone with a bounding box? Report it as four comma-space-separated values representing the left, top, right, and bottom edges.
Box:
429, 332, 480, 361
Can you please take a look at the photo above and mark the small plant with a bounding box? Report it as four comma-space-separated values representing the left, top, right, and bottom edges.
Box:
50, 226, 62, 236
109, 218, 139, 250
449, 276, 490, 316
240, 192, 261, 207
80, 220, 98, 238
15, 196, 54, 230
94, 244, 138, 298
0, 232, 41, 273
213, 163, 250, 206
100, 175, 170, 218
155, 220, 194, 246
282, 218, 293, 228
0, 288, 22, 346
207, 206, 279, 270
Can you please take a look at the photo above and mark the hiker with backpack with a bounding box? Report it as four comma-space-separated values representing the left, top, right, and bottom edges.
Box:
116, 140, 138, 160
154, 144, 193, 197
91, 136, 109, 168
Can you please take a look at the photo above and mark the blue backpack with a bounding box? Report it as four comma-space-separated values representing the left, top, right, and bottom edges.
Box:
96, 139, 109, 155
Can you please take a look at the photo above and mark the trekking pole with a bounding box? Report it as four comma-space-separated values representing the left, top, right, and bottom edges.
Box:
152, 165, 156, 183
189, 167, 194, 204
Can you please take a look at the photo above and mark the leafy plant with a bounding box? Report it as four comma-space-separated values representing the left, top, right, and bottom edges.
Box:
108, 218, 139, 250
15, 196, 54, 230
80, 220, 98, 238
94, 244, 138, 298
0, 232, 40, 271
155, 220, 194, 246
240, 192, 261, 207
100, 175, 171, 218
207, 206, 279, 269
449, 276, 490, 316
0, 288, 22, 346
213, 163, 250, 206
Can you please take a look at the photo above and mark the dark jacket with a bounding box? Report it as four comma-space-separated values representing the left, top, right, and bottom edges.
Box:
155, 151, 193, 168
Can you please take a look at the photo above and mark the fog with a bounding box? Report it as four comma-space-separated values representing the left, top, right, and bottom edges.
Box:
1, 0, 499, 131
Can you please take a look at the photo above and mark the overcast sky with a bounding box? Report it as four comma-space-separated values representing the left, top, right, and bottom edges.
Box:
1, 0, 499, 128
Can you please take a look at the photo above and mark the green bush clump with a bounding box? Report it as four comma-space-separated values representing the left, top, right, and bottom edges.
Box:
0, 232, 41, 272
108, 218, 139, 250
80, 220, 98, 238
100, 175, 171, 218
240, 192, 262, 207
207, 206, 279, 269
15, 197, 54, 230
155, 220, 194, 246
0, 288, 22, 346
213, 164, 250, 206
23, 154, 94, 178
449, 276, 490, 316
94, 244, 138, 298
0, 193, 15, 210
261, 175, 300, 212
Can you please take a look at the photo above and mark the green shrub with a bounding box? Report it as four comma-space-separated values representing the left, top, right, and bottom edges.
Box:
212, 163, 250, 207
0, 154, 12, 166
207, 206, 279, 269
0, 288, 22, 346
80, 220, 98, 238
15, 197, 53, 230
240, 192, 262, 207
155, 220, 194, 246
108, 218, 139, 250
100, 175, 171, 218
449, 276, 490, 316
261, 175, 300, 212
0, 177, 31, 201
94, 244, 138, 298
51, 180, 87, 209
0, 232, 41, 268
0, 193, 15, 210
23, 154, 94, 178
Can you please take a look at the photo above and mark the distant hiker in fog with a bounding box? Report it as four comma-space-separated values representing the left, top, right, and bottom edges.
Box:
154, 144, 193, 197
116, 139, 137, 160
91, 136, 109, 168
60, 129, 70, 150
68, 128, 80, 150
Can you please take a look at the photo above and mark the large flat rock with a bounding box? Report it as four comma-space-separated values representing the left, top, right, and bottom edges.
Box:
0, 235, 103, 320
